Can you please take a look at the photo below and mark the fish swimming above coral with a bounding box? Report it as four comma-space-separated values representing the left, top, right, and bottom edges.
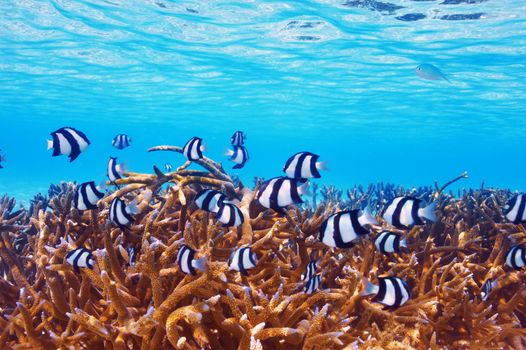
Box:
415, 63, 451, 82
319, 208, 377, 248
176, 244, 207, 275
382, 196, 437, 229
47, 127, 90, 162
112, 134, 132, 150
182, 136, 205, 161
194, 189, 227, 213
0, 150, 5, 168
109, 197, 137, 228
504, 193, 526, 224
230, 130, 246, 146
374, 230, 407, 254
107, 157, 126, 183
73, 181, 105, 211
363, 276, 411, 308
226, 145, 249, 169
229, 246, 257, 275
65, 247, 95, 273
283, 151, 326, 179
256, 176, 310, 213
215, 202, 244, 227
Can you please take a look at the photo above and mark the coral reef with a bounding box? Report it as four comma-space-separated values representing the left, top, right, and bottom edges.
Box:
0, 148, 525, 350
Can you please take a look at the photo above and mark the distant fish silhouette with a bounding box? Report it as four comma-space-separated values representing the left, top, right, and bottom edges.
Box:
415, 63, 451, 83
0, 150, 5, 168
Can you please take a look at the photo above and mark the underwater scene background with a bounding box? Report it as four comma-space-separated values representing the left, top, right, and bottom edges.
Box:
1, 1, 526, 350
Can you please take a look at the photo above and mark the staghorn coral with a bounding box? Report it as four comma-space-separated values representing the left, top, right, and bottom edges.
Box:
0, 149, 524, 350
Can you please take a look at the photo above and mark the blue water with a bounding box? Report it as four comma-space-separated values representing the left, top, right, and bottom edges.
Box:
1, 0, 526, 203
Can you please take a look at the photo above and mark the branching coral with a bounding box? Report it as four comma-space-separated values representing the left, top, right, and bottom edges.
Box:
0, 148, 524, 349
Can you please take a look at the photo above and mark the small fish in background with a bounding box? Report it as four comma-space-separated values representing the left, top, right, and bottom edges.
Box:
230, 131, 246, 146
112, 134, 132, 150
127, 247, 136, 266
176, 244, 207, 275
319, 208, 378, 248
226, 145, 249, 169
256, 177, 310, 213
302, 260, 318, 281
304, 274, 322, 294
195, 189, 227, 213
0, 150, 5, 169
47, 127, 90, 162
415, 63, 451, 83
182, 136, 205, 161
13, 234, 28, 253
283, 151, 327, 179
216, 203, 244, 227
109, 197, 138, 229
107, 157, 126, 183
229, 246, 257, 275
480, 278, 497, 301
383, 196, 437, 229
505, 245, 525, 270
363, 276, 410, 308
503, 194, 526, 224
66, 247, 95, 273
74, 181, 105, 211
374, 231, 407, 254
164, 163, 172, 172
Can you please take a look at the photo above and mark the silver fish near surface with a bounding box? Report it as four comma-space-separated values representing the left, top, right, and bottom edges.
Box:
415, 63, 450, 83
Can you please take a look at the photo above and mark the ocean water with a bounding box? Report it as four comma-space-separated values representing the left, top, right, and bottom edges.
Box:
1, 0, 525, 204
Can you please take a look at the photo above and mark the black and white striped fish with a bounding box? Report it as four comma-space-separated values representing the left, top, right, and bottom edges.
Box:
256, 177, 310, 212
505, 245, 525, 270
382, 196, 437, 229
66, 247, 95, 273
47, 127, 90, 162
230, 131, 246, 146
364, 276, 410, 308
107, 157, 126, 183
165, 164, 172, 172
374, 231, 407, 254
128, 247, 136, 266
109, 197, 138, 228
283, 152, 326, 179
504, 194, 526, 224
216, 203, 244, 227
112, 134, 132, 150
176, 244, 207, 275
480, 279, 496, 301
74, 181, 104, 211
304, 274, 321, 294
182, 136, 205, 161
14, 234, 28, 253
319, 209, 377, 248
195, 189, 227, 213
301, 260, 318, 281
226, 145, 249, 169
229, 246, 257, 275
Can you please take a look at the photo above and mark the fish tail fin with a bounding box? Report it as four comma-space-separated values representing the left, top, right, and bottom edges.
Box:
192, 256, 208, 272
361, 206, 378, 225
200, 144, 207, 152
361, 277, 379, 296
298, 180, 311, 196
419, 202, 437, 222
225, 148, 234, 156
316, 161, 329, 171
117, 162, 128, 174
47, 139, 54, 150
127, 198, 139, 215
400, 236, 408, 248
97, 180, 108, 192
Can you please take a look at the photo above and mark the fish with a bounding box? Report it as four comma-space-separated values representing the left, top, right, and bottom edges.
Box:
374, 231, 407, 254
415, 63, 450, 83
304, 274, 321, 294
256, 177, 310, 213
363, 276, 410, 308
112, 134, 132, 150
382, 196, 437, 229
301, 260, 318, 281
107, 157, 126, 183
195, 189, 227, 213
14, 234, 28, 253
0, 150, 5, 169
226, 145, 249, 169
230, 131, 246, 146
503, 194, 526, 224
228, 246, 257, 275
165, 164, 172, 172
283, 151, 326, 179
505, 245, 525, 270
65, 247, 95, 273
47, 127, 90, 162
176, 244, 207, 275
23, 224, 38, 236
128, 247, 136, 266
216, 203, 244, 227
182, 136, 205, 161
109, 197, 138, 229
74, 181, 104, 211
480, 279, 496, 301
319, 208, 378, 248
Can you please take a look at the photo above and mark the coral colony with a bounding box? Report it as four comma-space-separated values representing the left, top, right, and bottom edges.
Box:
0, 140, 525, 350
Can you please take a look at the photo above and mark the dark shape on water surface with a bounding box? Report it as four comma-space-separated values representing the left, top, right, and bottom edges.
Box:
342, 0, 404, 14
441, 13, 485, 20
396, 13, 426, 21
